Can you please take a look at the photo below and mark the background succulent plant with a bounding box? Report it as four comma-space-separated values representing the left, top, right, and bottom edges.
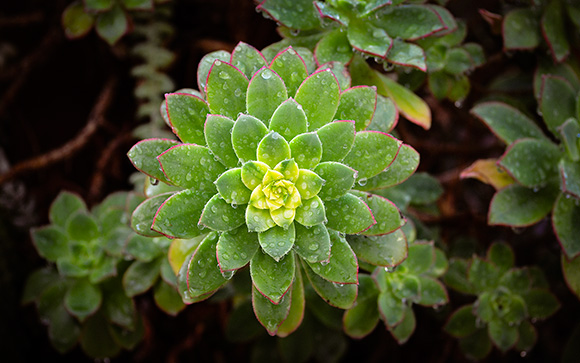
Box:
127, 42, 421, 334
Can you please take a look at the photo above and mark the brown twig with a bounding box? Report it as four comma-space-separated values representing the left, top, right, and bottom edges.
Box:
0, 12, 44, 27
0, 78, 117, 186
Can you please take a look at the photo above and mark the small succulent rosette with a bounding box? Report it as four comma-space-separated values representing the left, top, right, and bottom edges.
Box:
444, 243, 560, 360
128, 42, 419, 335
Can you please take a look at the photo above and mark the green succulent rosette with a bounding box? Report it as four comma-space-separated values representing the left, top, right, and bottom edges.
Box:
128, 42, 419, 335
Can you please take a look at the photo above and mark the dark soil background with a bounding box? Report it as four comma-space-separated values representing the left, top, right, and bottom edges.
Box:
0, 0, 578, 362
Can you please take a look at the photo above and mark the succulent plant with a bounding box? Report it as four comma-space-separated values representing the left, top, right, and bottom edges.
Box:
444, 243, 560, 359
23, 191, 145, 357
344, 237, 449, 343
127, 42, 419, 335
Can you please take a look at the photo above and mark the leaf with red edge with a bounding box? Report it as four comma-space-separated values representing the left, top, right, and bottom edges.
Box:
276, 266, 305, 337
503, 8, 541, 50
367, 95, 398, 133
540, 75, 577, 137
350, 190, 402, 236
197, 51, 231, 95
206, 60, 248, 119
306, 230, 358, 284
343, 275, 379, 339
489, 184, 558, 227
560, 158, 580, 198
347, 18, 391, 58
387, 40, 426, 71
553, 193, 580, 258
562, 253, 580, 300
356, 143, 419, 191
250, 249, 295, 304
257, 0, 320, 30
343, 131, 401, 180
334, 86, 377, 131
185, 232, 229, 298
204, 114, 238, 168
460, 158, 515, 190
131, 192, 172, 237
217, 226, 260, 272
165, 93, 209, 145
375, 5, 445, 40
95, 4, 128, 45
315, 28, 353, 65
325, 193, 376, 234
231, 42, 268, 79
348, 229, 408, 267
269, 47, 309, 97
295, 69, 341, 131
316, 121, 355, 162
158, 144, 225, 189
301, 259, 357, 309
542, 0, 570, 62
252, 284, 292, 336
247, 67, 288, 124
128, 138, 180, 184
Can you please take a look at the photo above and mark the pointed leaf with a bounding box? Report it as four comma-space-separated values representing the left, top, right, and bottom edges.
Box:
357, 144, 419, 191
350, 228, 407, 267
126, 234, 164, 262
251, 250, 295, 303
152, 188, 215, 238
540, 76, 577, 137
377, 290, 405, 328
516, 320, 538, 353
375, 5, 444, 40
344, 131, 401, 180
257, 131, 291, 168
367, 95, 398, 134
460, 158, 515, 191
306, 230, 357, 284
153, 280, 185, 316
522, 288, 560, 320
559, 118, 580, 162
387, 40, 426, 71
123, 259, 161, 297
269, 46, 309, 97
158, 144, 225, 189
165, 93, 208, 145
488, 320, 518, 352
542, 0, 570, 62
314, 162, 356, 201
232, 114, 268, 163
560, 157, 580, 199
293, 223, 331, 263
246, 205, 276, 232
49, 191, 87, 228
294, 195, 325, 227
444, 305, 477, 338
217, 226, 259, 271
95, 4, 128, 45
128, 139, 180, 184
247, 67, 288, 124
206, 60, 248, 119
316, 120, 355, 162
315, 28, 353, 65
489, 184, 558, 227
416, 276, 448, 307
301, 260, 357, 309
215, 168, 251, 205
503, 8, 540, 50
257, 0, 320, 30
31, 226, 68, 262
350, 190, 402, 236
204, 114, 238, 167
62, 2, 95, 39
252, 285, 292, 336
553, 194, 580, 258
379, 73, 431, 129
325, 193, 375, 234
64, 278, 102, 321
487, 242, 515, 273
259, 224, 295, 261
390, 305, 416, 344
131, 192, 172, 237
66, 211, 98, 241
200, 194, 245, 232
468, 257, 500, 293
347, 18, 391, 58
80, 314, 121, 358
343, 275, 380, 338
295, 69, 340, 131
289, 132, 323, 169
334, 86, 377, 132
269, 98, 308, 141
498, 138, 561, 188
277, 266, 305, 337
186, 232, 229, 297
231, 42, 268, 79
197, 51, 231, 94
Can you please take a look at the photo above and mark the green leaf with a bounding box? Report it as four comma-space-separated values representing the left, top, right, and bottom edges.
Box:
295, 69, 341, 131
356, 143, 419, 191
197, 51, 231, 94
123, 259, 161, 297
516, 320, 538, 353
165, 93, 209, 145
503, 8, 540, 50
153, 280, 186, 316
428, 71, 451, 99
152, 188, 215, 238
95, 5, 128, 45
122, 0, 152, 10
444, 48, 474, 76
246, 206, 276, 232
31, 226, 68, 262
288, 132, 323, 169
316, 120, 356, 162
295, 169, 323, 198
66, 211, 98, 241
109, 316, 145, 350
131, 193, 171, 237
334, 86, 377, 131
251, 250, 295, 303
269, 98, 308, 141
232, 114, 268, 163
22, 268, 59, 305
241, 161, 269, 190
559, 118, 580, 161
257, 0, 320, 30
204, 114, 238, 168
459, 329, 492, 360
315, 28, 353, 65
386, 40, 426, 71
158, 144, 226, 189
499, 269, 531, 295
185, 232, 229, 297
293, 223, 331, 263
128, 139, 180, 184
217, 226, 260, 271
468, 257, 500, 293
444, 258, 474, 294
401, 242, 434, 275
277, 267, 305, 337
390, 305, 416, 344
416, 276, 448, 307
301, 260, 357, 309
294, 196, 324, 226
343, 275, 380, 338
542, 0, 570, 62
522, 288, 560, 320
85, 0, 113, 11
64, 278, 102, 321
252, 285, 292, 336
101, 284, 136, 329
375, 5, 444, 40
486, 242, 515, 274
126, 234, 163, 262
49, 191, 87, 228
349, 229, 407, 267
259, 224, 295, 261
540, 76, 577, 137
377, 288, 405, 328
471, 102, 546, 145
306, 230, 357, 284
488, 320, 518, 352
351, 191, 402, 236
498, 138, 561, 188
200, 194, 245, 232
325, 193, 375, 234
257, 131, 291, 168
314, 1, 350, 25
247, 68, 288, 124
314, 162, 356, 201
319, 61, 351, 91
206, 60, 249, 119
269, 46, 309, 97
378, 73, 431, 130
562, 254, 580, 300
230, 42, 268, 79
343, 131, 401, 180
488, 184, 558, 227
347, 18, 391, 58
390, 273, 420, 301
62, 2, 95, 39
367, 95, 398, 133
80, 314, 121, 358
444, 305, 477, 338
560, 157, 580, 199
215, 168, 251, 205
